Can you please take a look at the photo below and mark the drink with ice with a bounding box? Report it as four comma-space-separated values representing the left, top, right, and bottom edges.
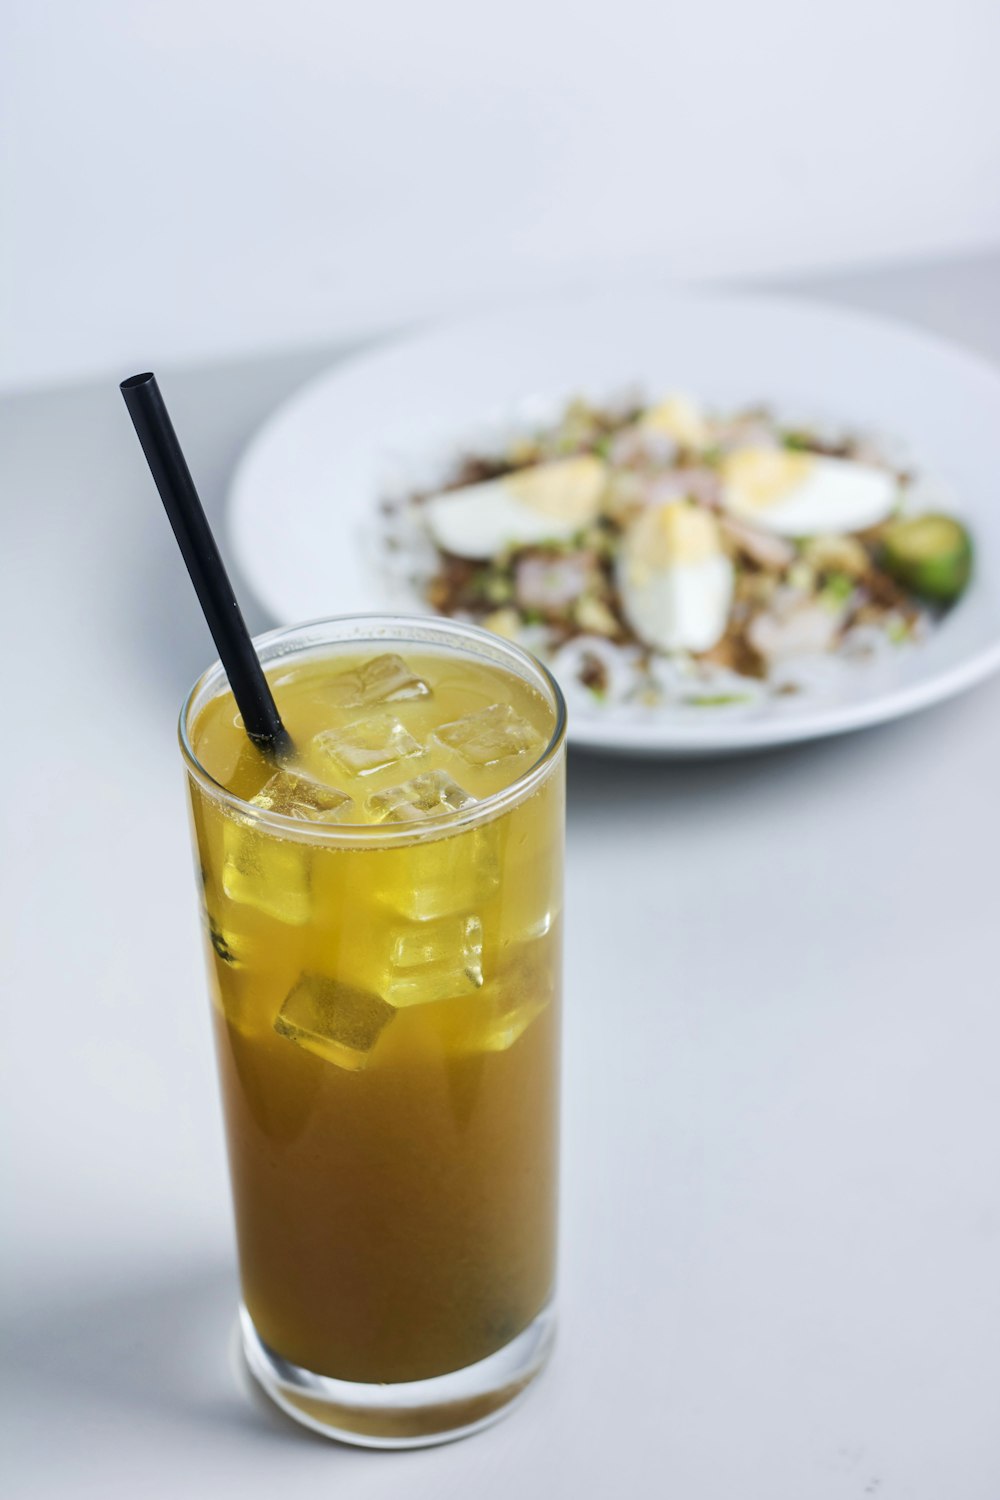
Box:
182, 618, 565, 1444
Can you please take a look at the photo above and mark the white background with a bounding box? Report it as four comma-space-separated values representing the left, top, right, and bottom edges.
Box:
4, 0, 1000, 392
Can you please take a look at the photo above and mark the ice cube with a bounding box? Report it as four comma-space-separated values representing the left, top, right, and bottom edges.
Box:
313, 715, 424, 777
274, 973, 395, 1070
406, 852, 497, 921
465, 939, 555, 1052
367, 769, 476, 823
433, 704, 542, 767
377, 833, 500, 922
222, 825, 311, 925
366, 793, 500, 922
251, 770, 354, 823
386, 914, 483, 1006
482, 986, 549, 1050
326, 653, 431, 709
221, 773, 351, 926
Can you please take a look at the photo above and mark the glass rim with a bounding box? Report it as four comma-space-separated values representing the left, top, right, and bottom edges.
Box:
178, 612, 567, 848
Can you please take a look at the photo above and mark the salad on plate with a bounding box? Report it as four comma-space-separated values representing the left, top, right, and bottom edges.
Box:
378, 392, 973, 714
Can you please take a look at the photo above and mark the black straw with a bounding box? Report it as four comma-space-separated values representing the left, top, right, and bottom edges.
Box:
121, 372, 293, 760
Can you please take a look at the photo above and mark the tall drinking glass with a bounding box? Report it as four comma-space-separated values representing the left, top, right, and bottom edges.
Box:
179, 616, 566, 1447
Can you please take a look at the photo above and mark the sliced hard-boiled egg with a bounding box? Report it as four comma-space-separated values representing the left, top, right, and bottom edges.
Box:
639, 393, 709, 451
617, 500, 733, 653
423, 455, 607, 559
720, 447, 897, 537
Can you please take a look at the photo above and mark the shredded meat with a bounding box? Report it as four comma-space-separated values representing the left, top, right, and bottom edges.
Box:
579, 652, 610, 695
698, 629, 767, 679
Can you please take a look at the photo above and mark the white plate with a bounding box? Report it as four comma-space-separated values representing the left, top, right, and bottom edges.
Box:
229, 289, 1000, 756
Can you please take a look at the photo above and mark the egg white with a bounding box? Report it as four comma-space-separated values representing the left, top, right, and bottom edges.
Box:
423, 455, 606, 559
618, 501, 733, 653
721, 448, 897, 536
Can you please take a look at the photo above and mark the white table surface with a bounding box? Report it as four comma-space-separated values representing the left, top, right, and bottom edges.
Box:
3, 252, 999, 1499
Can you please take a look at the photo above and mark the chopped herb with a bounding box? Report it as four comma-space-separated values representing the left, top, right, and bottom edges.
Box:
820, 572, 854, 607
469, 570, 513, 604
485, 576, 513, 604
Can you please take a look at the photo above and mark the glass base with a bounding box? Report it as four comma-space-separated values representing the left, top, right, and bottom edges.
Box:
239, 1302, 556, 1449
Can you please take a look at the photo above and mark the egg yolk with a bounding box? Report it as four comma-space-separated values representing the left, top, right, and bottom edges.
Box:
720, 448, 817, 510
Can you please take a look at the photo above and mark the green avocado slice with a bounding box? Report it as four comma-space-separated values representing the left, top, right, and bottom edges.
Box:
879, 514, 972, 604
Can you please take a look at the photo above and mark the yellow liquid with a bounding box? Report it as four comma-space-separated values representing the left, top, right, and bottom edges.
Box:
188, 647, 563, 1383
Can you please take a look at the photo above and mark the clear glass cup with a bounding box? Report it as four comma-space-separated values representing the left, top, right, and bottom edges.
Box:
179, 616, 566, 1447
